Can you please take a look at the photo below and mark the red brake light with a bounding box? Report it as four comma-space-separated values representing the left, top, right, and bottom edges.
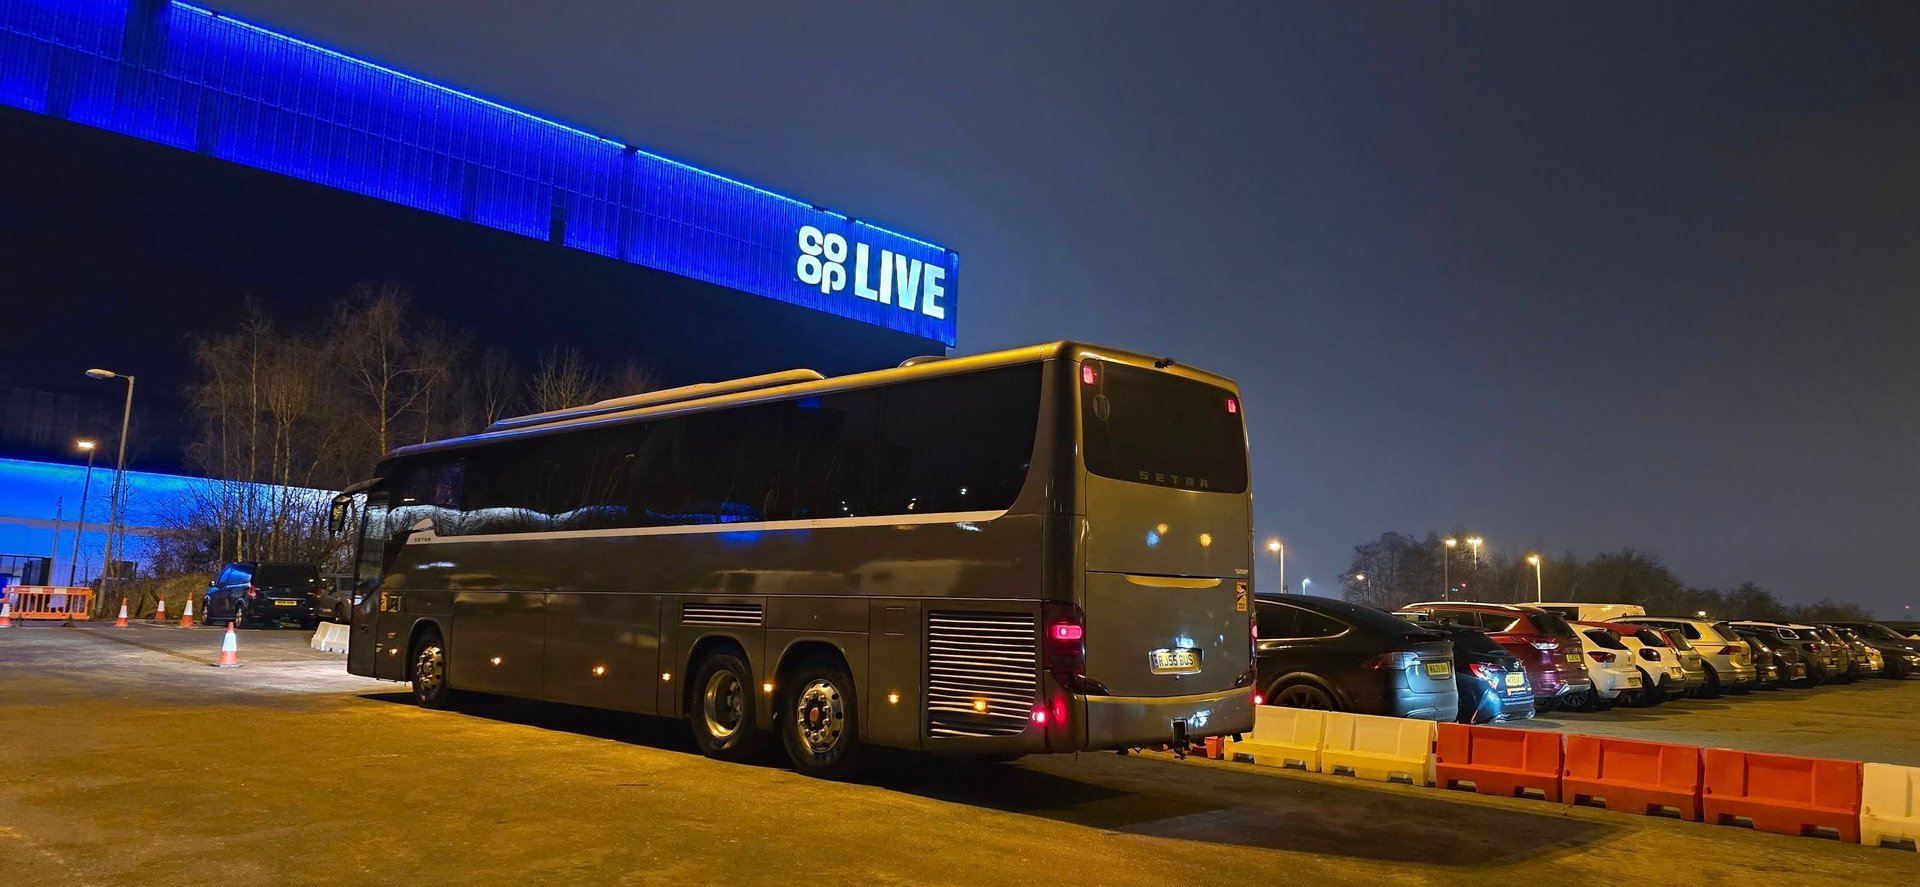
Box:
1030, 708, 1047, 725
1226, 397, 1238, 414
1043, 601, 1105, 695
1587, 650, 1616, 663
246, 585, 258, 598
1252, 692, 1266, 706
1050, 623, 1084, 643
1081, 364, 1097, 385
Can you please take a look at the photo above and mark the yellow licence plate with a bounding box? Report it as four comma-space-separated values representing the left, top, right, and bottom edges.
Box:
1424, 661, 1451, 678
1149, 649, 1200, 674
273, 600, 298, 607
1504, 672, 1525, 688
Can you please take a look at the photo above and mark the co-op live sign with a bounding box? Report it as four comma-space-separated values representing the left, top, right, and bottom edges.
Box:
0, 0, 960, 348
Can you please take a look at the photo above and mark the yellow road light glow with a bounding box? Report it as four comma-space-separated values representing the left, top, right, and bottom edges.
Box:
1444, 537, 1457, 547
592, 665, 606, 677
887, 692, 900, 705
1266, 539, 1281, 553
1156, 522, 1169, 535
1526, 554, 1540, 566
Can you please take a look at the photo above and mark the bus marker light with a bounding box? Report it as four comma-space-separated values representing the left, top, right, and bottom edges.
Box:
489, 656, 503, 667
1031, 708, 1047, 725
661, 672, 672, 682
973, 699, 989, 713
887, 692, 900, 705
1226, 398, 1238, 414
1082, 365, 1097, 385
762, 681, 774, 694
1199, 533, 1213, 548
592, 665, 606, 677
1253, 692, 1266, 705
1050, 623, 1084, 642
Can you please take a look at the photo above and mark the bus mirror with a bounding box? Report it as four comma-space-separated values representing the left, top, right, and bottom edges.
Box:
328, 494, 351, 536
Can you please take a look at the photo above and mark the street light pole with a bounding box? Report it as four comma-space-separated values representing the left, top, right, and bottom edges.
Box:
1467, 536, 1483, 569
87, 369, 135, 597
68, 440, 97, 585
1442, 537, 1458, 601
1527, 554, 1543, 603
1301, 577, 1311, 597
1266, 538, 1285, 593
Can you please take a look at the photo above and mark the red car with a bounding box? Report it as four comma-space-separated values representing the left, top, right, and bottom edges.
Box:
1397, 602, 1594, 711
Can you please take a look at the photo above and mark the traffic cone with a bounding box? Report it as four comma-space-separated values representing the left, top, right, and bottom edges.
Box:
0, 601, 12, 628
217, 622, 241, 668
179, 598, 195, 629
115, 598, 130, 628
154, 597, 167, 623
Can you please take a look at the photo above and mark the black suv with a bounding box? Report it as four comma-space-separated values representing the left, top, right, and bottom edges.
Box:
205, 562, 321, 629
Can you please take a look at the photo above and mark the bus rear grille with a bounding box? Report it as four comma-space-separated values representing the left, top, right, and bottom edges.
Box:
926, 612, 1038, 738
681, 603, 763, 627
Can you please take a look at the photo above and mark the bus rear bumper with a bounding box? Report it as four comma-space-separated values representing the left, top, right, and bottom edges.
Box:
1079, 687, 1254, 749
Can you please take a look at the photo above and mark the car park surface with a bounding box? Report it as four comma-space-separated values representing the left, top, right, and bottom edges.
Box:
4, 623, 1918, 884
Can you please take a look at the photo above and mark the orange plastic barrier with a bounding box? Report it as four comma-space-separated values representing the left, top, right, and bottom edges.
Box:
1, 586, 94, 621
1435, 722, 1562, 801
1701, 748, 1861, 841
1562, 734, 1702, 820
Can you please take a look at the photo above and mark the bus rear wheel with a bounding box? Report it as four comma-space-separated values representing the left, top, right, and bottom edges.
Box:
410, 628, 457, 710
781, 657, 862, 779
689, 651, 767, 762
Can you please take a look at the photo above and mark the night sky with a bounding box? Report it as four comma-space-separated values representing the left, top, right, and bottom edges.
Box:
219, 1, 1920, 614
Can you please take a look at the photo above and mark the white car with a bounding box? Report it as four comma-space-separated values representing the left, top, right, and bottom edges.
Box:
1568, 626, 1643, 710
1610, 617, 1757, 696
1580, 621, 1685, 704
1537, 602, 1648, 622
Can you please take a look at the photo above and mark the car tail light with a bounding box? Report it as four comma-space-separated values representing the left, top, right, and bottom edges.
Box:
1365, 651, 1419, 671
1469, 662, 1502, 686
1252, 692, 1266, 705
246, 585, 258, 599
1587, 650, 1616, 664
1043, 601, 1107, 695
1718, 645, 1742, 656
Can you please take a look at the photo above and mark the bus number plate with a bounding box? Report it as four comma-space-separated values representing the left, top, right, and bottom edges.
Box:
1149, 648, 1201, 674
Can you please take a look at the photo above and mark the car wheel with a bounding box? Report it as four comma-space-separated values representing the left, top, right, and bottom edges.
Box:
1271, 681, 1338, 711
1698, 666, 1722, 698
334, 605, 350, 624
409, 627, 457, 710
231, 604, 250, 629
780, 656, 862, 779
689, 650, 768, 762
1563, 688, 1600, 712
1634, 671, 1663, 706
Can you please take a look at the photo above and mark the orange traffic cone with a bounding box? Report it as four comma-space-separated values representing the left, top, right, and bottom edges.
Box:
154, 597, 167, 623
179, 598, 195, 629
115, 598, 130, 628
0, 600, 12, 628
216, 621, 241, 668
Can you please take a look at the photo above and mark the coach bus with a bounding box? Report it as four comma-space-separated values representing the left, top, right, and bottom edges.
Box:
334, 341, 1255, 777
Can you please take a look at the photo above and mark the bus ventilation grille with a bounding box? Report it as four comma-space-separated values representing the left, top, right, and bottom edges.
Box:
927, 612, 1039, 738
681, 603, 764, 627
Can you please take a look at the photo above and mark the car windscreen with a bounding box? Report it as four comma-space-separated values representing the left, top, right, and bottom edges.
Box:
1079, 359, 1247, 494
1855, 624, 1903, 641
253, 565, 318, 586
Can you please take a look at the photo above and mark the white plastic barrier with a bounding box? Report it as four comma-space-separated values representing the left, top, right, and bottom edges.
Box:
309, 622, 350, 654
1223, 706, 1327, 772
1862, 762, 1920, 850
1319, 711, 1436, 786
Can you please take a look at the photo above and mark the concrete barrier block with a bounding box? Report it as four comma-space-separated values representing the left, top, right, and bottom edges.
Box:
1225, 706, 1327, 772
1862, 762, 1920, 850
310, 622, 350, 654
1319, 711, 1435, 785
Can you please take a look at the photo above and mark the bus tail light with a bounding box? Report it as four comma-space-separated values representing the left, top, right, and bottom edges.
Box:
1043, 601, 1107, 695
1081, 364, 1097, 385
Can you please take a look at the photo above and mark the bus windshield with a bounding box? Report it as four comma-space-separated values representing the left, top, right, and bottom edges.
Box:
1080, 360, 1246, 493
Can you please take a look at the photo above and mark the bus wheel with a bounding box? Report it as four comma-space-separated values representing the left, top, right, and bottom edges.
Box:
781, 657, 862, 779
690, 651, 767, 762
410, 628, 456, 710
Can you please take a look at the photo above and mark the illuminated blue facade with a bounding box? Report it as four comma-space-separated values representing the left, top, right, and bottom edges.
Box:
0, 0, 958, 345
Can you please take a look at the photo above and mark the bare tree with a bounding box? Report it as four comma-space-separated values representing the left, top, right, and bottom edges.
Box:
473, 347, 523, 428
329, 283, 429, 460
528, 346, 604, 412
611, 358, 661, 399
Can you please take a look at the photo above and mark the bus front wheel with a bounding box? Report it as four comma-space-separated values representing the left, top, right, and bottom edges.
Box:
781, 657, 862, 779
410, 627, 457, 710
689, 651, 768, 762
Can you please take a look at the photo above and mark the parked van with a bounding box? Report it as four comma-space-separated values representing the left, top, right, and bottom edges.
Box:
1535, 602, 1646, 622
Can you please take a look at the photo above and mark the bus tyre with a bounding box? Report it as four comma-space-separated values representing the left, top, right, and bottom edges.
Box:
410, 628, 456, 710
690, 652, 767, 762
781, 657, 861, 779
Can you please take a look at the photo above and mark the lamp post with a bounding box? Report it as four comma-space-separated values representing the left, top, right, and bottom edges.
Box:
1466, 536, 1483, 569
1301, 577, 1311, 597
1527, 554, 1543, 603
1266, 538, 1285, 593
86, 368, 135, 596
1442, 537, 1458, 600
67, 439, 97, 585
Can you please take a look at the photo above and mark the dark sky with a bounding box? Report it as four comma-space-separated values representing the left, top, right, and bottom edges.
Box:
222, 1, 1920, 614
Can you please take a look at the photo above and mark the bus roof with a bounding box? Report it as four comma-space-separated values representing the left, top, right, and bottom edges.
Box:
388, 340, 1239, 460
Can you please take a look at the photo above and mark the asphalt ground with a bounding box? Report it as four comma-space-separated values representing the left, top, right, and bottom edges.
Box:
2, 622, 1917, 886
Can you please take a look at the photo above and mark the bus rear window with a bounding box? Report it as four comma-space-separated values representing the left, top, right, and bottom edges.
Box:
1079, 360, 1247, 493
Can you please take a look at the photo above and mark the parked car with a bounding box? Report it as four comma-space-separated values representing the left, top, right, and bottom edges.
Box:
1397, 602, 1594, 712
1731, 629, 1787, 689
1415, 621, 1535, 724
1535, 602, 1647, 622
1610, 617, 1755, 696
1807, 625, 1859, 681
1570, 626, 1644, 710
316, 574, 358, 624
1728, 622, 1828, 686
1254, 595, 1458, 720
1877, 621, 1920, 641
204, 561, 322, 629
1820, 621, 1920, 678
1654, 628, 1709, 695
1579, 621, 1685, 704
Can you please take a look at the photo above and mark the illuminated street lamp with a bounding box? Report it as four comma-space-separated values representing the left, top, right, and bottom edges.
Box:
67, 439, 97, 585
86, 368, 135, 595
1466, 536, 1484, 569
1526, 554, 1543, 603
1442, 537, 1458, 600
1266, 538, 1285, 593
1301, 577, 1311, 597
